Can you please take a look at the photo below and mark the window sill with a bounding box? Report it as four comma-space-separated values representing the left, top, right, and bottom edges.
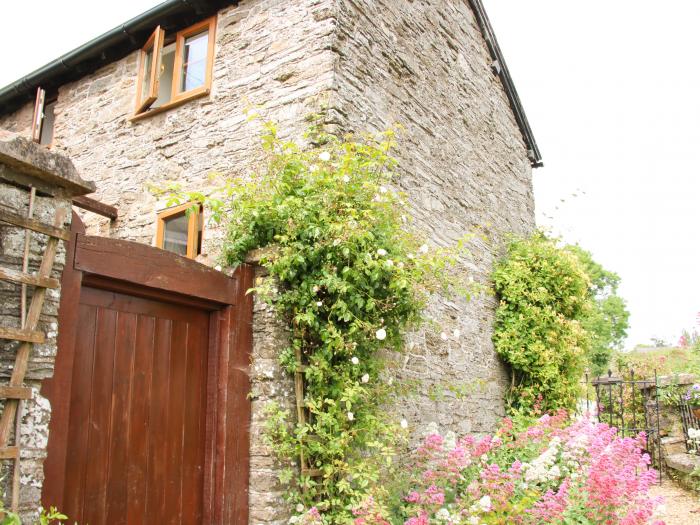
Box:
129, 88, 209, 122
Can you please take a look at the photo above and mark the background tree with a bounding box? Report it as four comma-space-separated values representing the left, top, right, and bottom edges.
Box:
566, 245, 630, 376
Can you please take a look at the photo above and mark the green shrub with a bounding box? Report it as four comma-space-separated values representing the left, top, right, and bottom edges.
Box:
493, 233, 591, 414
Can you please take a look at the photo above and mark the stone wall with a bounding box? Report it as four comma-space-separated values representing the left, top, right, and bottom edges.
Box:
331, 0, 535, 435
0, 0, 536, 521
0, 133, 92, 519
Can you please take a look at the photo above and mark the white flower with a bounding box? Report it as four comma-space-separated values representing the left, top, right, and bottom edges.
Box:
289, 517, 299, 524
468, 517, 479, 525
407, 253, 414, 259
444, 431, 457, 450
361, 373, 370, 383
400, 419, 408, 429
376, 328, 387, 340
316, 301, 323, 307
440, 332, 448, 341
377, 248, 387, 256
312, 285, 319, 293
478, 495, 492, 512
309, 164, 319, 172
426, 421, 439, 436
215, 265, 222, 271
419, 244, 429, 254
347, 411, 354, 421
397, 261, 404, 269
342, 175, 350, 183
435, 508, 450, 521
453, 329, 461, 338
296, 503, 305, 513
319, 151, 331, 161
468, 275, 475, 283
385, 259, 394, 267
379, 185, 388, 193
351, 356, 359, 365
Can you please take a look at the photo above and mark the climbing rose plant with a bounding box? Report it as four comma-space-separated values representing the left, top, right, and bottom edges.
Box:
184, 119, 471, 523
351, 413, 662, 525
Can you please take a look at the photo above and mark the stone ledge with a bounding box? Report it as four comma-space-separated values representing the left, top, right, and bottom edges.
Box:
666, 452, 700, 474
0, 131, 95, 197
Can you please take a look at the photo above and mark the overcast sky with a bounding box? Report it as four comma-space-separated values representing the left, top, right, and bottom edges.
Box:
3, 1, 698, 348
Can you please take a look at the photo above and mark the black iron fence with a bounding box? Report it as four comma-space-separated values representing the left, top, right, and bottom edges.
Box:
583, 370, 662, 481
678, 395, 700, 454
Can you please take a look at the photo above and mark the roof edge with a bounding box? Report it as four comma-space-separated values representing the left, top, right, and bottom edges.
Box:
0, 0, 231, 114
468, 0, 543, 168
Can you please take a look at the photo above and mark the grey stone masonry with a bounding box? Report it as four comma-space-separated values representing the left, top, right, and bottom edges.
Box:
0, 132, 92, 519
0, 0, 536, 522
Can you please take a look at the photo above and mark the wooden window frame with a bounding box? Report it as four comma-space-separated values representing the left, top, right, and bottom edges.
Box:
132, 16, 216, 120
155, 203, 203, 259
134, 26, 165, 114
31, 87, 46, 143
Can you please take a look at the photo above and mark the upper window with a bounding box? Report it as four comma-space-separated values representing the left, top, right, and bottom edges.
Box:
156, 203, 203, 259
31, 87, 56, 146
134, 17, 216, 118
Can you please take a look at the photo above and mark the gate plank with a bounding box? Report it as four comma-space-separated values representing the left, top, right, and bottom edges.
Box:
74, 235, 238, 305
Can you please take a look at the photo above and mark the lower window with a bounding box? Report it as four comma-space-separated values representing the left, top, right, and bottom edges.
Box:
156, 203, 203, 258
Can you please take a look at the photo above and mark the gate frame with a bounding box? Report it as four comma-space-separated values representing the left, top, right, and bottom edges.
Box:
41, 213, 253, 524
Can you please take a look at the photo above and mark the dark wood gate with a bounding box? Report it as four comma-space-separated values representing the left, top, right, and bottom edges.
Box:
40, 214, 253, 524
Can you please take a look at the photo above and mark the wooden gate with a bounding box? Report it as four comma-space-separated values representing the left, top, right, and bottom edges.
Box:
40, 214, 253, 524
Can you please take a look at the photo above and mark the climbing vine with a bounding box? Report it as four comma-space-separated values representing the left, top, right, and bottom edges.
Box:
167, 117, 471, 523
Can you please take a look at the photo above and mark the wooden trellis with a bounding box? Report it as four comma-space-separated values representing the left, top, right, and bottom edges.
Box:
0, 186, 68, 511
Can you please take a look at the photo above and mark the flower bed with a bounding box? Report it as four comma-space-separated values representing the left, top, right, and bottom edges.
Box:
332, 413, 662, 524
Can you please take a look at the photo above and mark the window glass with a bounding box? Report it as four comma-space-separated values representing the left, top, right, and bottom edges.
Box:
180, 31, 208, 92
153, 43, 176, 107
39, 101, 56, 146
162, 212, 189, 256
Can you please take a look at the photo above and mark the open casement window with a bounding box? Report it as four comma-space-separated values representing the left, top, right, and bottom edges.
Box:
133, 16, 216, 118
31, 87, 56, 146
155, 203, 204, 259
134, 26, 165, 114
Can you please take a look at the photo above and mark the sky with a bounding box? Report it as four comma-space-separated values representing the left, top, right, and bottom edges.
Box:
2, 1, 698, 348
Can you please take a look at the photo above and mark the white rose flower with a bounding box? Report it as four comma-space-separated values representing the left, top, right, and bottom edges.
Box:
397, 261, 404, 269
377, 248, 387, 256
361, 373, 370, 383
319, 151, 331, 161
296, 503, 305, 513
316, 301, 323, 307
347, 411, 354, 421
312, 285, 319, 293
351, 356, 359, 365
385, 259, 394, 267
419, 244, 429, 254
376, 328, 387, 340
400, 419, 408, 429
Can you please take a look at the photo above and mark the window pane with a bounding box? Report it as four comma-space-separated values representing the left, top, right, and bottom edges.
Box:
141, 48, 154, 103
180, 31, 208, 92
39, 101, 56, 146
153, 43, 176, 108
162, 212, 189, 256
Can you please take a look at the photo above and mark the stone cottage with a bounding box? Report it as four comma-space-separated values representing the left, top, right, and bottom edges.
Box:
0, 0, 540, 522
